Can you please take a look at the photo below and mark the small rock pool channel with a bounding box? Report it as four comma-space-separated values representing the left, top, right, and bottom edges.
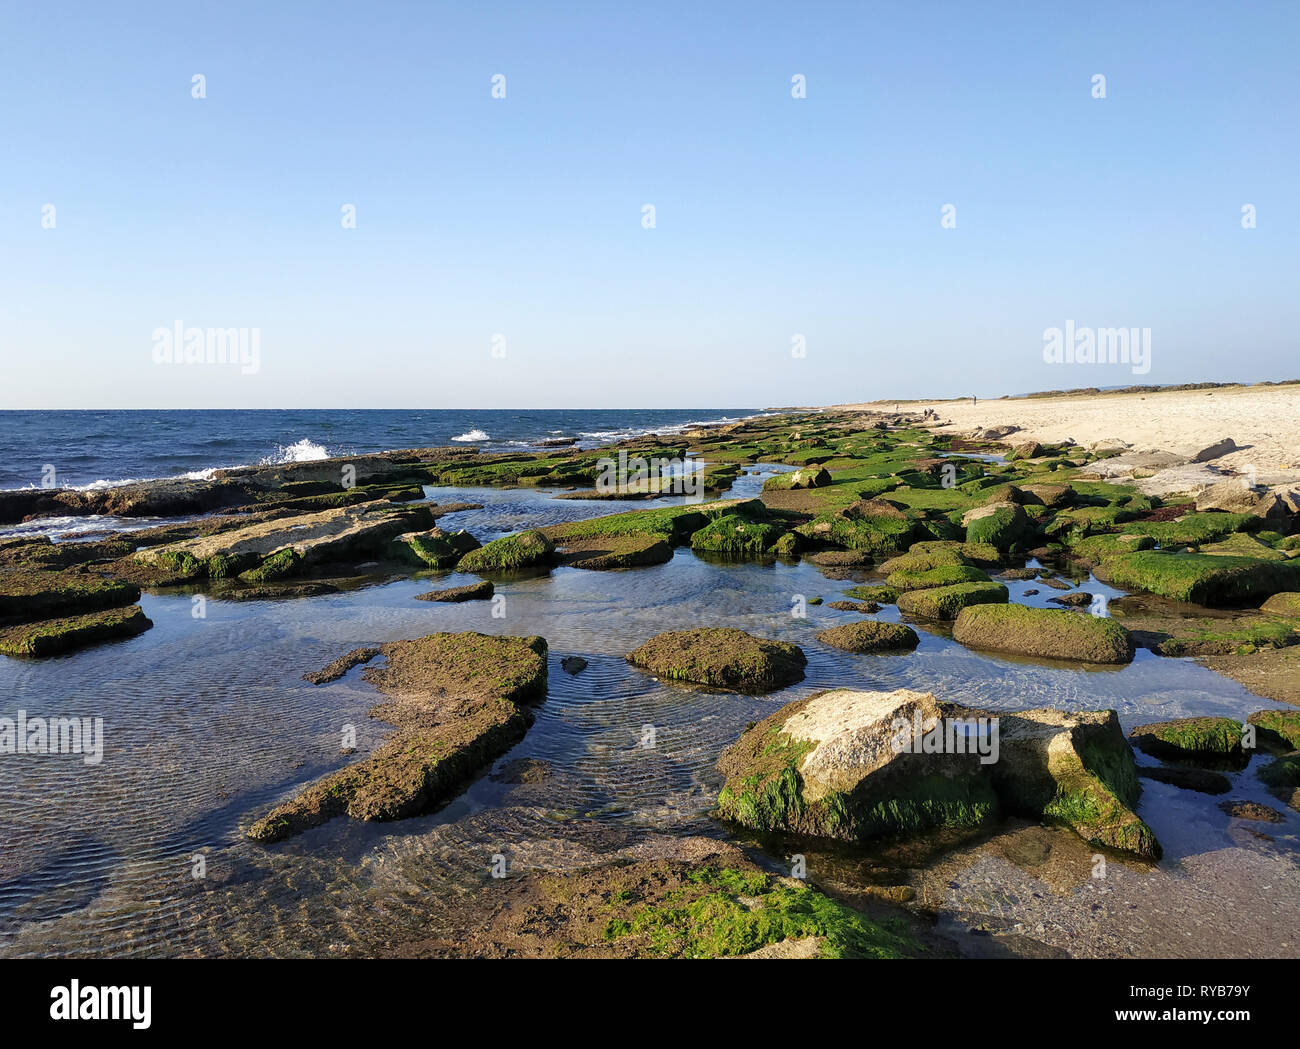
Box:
1, 465, 1297, 958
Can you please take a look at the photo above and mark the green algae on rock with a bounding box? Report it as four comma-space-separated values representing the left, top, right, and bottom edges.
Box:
1247, 710, 1300, 751
0, 605, 152, 657
456, 529, 555, 573
1258, 753, 1300, 813
249, 632, 547, 842
1128, 717, 1247, 767
886, 564, 992, 591
814, 620, 919, 653
715, 688, 1159, 860
555, 533, 673, 570
897, 581, 1008, 620
1095, 551, 1300, 606
0, 570, 140, 622
626, 628, 806, 692
952, 604, 1135, 664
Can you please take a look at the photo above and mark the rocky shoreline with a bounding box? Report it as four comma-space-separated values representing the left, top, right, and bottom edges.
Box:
5, 407, 1300, 957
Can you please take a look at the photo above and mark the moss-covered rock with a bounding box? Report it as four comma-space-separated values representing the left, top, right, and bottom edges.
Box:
952, 604, 1135, 664
844, 585, 899, 604
1128, 717, 1246, 767
689, 514, 790, 558
1068, 533, 1155, 562
898, 581, 1008, 620
796, 500, 916, 557
393, 527, 480, 568
457, 529, 555, 573
715, 689, 1159, 859
249, 632, 547, 842
1247, 710, 1300, 751
0, 571, 140, 623
626, 628, 806, 692
0, 605, 152, 657
1258, 753, 1300, 813
556, 533, 673, 570
962, 501, 1030, 549
1095, 551, 1300, 606
814, 620, 919, 652
886, 564, 991, 591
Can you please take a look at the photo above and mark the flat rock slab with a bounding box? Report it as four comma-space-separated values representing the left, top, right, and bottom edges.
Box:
134, 501, 428, 573
0, 605, 152, 657
250, 632, 547, 842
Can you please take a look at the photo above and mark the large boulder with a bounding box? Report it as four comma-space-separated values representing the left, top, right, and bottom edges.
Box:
953, 604, 1135, 664
715, 688, 1159, 859
627, 628, 806, 692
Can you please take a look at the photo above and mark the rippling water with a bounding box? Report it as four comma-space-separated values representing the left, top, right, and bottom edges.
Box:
2, 478, 1297, 957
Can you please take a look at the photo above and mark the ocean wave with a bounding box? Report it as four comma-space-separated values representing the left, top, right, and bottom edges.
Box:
452, 429, 489, 443
259, 439, 330, 464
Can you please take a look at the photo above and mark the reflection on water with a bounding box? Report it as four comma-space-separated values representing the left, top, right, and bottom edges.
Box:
1, 480, 1296, 957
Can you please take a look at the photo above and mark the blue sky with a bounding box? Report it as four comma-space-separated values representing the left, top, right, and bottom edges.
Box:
2, 1, 1297, 409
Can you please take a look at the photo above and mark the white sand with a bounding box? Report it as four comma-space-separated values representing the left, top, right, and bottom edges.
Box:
836, 384, 1300, 483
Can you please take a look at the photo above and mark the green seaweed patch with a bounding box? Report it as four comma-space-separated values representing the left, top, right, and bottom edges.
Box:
1096, 551, 1300, 606
600, 865, 924, 959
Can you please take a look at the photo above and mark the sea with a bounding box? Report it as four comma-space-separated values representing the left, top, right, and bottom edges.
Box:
0, 408, 769, 493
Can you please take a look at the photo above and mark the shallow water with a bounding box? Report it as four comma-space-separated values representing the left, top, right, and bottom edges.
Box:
1, 479, 1297, 958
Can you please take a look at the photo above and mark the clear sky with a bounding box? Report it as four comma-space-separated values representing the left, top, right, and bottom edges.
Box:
2, 1, 1297, 409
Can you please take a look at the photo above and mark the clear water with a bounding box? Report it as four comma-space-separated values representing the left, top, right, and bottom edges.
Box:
1, 480, 1297, 958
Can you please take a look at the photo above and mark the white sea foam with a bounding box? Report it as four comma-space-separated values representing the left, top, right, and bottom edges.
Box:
452, 429, 490, 443
260, 438, 330, 464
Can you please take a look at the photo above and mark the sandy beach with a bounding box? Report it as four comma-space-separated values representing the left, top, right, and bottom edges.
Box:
839, 384, 1300, 484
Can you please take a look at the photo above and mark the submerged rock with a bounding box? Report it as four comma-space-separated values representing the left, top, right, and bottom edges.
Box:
250, 632, 547, 841
953, 604, 1135, 664
715, 688, 1159, 860
303, 646, 381, 685
626, 628, 806, 692
560, 656, 588, 675
1138, 765, 1231, 794
1218, 799, 1286, 822
814, 620, 919, 653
